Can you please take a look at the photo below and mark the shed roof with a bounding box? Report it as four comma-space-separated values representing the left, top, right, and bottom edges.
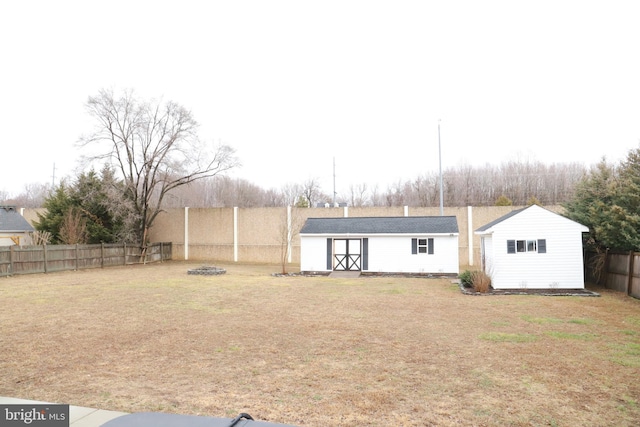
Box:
300, 216, 459, 235
0, 206, 34, 232
475, 205, 588, 233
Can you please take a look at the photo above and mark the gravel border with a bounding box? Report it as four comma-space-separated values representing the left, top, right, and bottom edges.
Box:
458, 282, 600, 297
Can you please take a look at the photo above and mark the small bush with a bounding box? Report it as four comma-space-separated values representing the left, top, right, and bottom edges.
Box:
471, 270, 492, 293
459, 270, 473, 288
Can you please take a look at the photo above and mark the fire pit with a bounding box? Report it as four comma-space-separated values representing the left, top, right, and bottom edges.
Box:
187, 266, 227, 275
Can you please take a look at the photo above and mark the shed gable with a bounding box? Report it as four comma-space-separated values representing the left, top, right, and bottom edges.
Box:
475, 205, 588, 235
475, 205, 588, 289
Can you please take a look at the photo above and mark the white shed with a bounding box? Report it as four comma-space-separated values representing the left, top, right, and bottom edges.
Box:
475, 205, 589, 289
300, 216, 459, 275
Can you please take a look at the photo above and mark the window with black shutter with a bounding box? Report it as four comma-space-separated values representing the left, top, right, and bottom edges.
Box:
508, 239, 546, 254
537, 239, 547, 253
412, 238, 434, 255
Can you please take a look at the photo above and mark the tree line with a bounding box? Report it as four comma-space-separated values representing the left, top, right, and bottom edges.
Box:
2, 87, 637, 252
8, 156, 590, 246
157, 159, 587, 208
3, 158, 589, 211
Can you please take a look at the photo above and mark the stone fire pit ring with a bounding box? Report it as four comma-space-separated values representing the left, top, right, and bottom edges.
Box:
187, 266, 227, 275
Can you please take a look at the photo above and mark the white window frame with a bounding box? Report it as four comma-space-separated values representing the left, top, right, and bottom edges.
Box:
508, 239, 546, 254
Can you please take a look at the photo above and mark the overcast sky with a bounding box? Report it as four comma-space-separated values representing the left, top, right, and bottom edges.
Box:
2, 1, 640, 198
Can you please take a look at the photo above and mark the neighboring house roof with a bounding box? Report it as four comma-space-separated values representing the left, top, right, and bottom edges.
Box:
300, 216, 459, 235
475, 205, 588, 234
0, 206, 34, 232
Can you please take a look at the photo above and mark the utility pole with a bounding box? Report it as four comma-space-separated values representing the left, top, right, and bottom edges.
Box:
52, 163, 56, 188
438, 120, 444, 216
333, 157, 336, 206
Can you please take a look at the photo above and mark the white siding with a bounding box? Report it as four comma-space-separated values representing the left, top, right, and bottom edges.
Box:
367, 235, 459, 274
481, 236, 494, 273
481, 206, 587, 289
300, 236, 329, 272
300, 234, 459, 274
0, 233, 28, 246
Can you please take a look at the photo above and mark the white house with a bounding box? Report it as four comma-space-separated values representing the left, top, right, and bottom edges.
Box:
0, 206, 34, 246
299, 216, 459, 275
475, 205, 589, 289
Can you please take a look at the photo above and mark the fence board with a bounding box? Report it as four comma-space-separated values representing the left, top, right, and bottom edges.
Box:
0, 242, 171, 277
588, 250, 640, 299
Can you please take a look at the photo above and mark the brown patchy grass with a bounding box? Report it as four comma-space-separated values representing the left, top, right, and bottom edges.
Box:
1, 262, 640, 426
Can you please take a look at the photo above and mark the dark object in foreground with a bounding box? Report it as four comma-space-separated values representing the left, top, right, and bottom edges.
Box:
101, 412, 299, 427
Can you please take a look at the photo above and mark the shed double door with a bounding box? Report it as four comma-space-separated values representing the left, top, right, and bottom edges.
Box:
329, 238, 368, 271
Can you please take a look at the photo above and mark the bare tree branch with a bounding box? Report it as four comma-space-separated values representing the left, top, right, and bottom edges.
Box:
79, 88, 240, 245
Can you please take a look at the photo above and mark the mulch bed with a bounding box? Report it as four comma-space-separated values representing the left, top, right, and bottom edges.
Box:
458, 282, 600, 297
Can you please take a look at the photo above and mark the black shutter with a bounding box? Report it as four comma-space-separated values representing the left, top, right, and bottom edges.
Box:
326, 238, 332, 270
362, 238, 368, 270
538, 239, 547, 253
507, 240, 516, 254
411, 238, 418, 254
428, 238, 434, 254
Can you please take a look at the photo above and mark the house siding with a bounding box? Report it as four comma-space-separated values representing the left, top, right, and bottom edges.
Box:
301, 236, 331, 272
481, 206, 587, 289
0, 232, 29, 246
300, 234, 459, 274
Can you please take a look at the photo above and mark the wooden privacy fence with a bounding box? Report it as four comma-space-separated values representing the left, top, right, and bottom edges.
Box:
585, 250, 640, 299
0, 242, 172, 277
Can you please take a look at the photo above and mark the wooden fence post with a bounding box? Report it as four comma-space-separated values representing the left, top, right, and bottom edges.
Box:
75, 244, 79, 271
628, 250, 635, 296
123, 242, 127, 265
43, 244, 48, 274
101, 243, 105, 268
9, 245, 14, 276
603, 249, 611, 287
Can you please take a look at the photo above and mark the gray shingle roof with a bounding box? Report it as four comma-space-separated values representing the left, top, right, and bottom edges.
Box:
300, 216, 459, 235
0, 206, 34, 232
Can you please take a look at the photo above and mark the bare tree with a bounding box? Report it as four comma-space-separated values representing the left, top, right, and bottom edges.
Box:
276, 206, 305, 274
279, 183, 304, 207
369, 184, 385, 207
349, 183, 369, 207
385, 180, 407, 207
58, 207, 88, 244
80, 88, 240, 249
12, 183, 52, 208
302, 178, 325, 207
29, 230, 52, 245
408, 174, 439, 207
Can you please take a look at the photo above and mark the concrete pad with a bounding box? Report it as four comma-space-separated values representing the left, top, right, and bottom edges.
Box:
0, 397, 128, 426
328, 271, 361, 278
70, 406, 128, 426
0, 396, 52, 404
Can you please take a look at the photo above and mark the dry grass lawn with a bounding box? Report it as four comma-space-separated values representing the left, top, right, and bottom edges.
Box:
1, 262, 639, 426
